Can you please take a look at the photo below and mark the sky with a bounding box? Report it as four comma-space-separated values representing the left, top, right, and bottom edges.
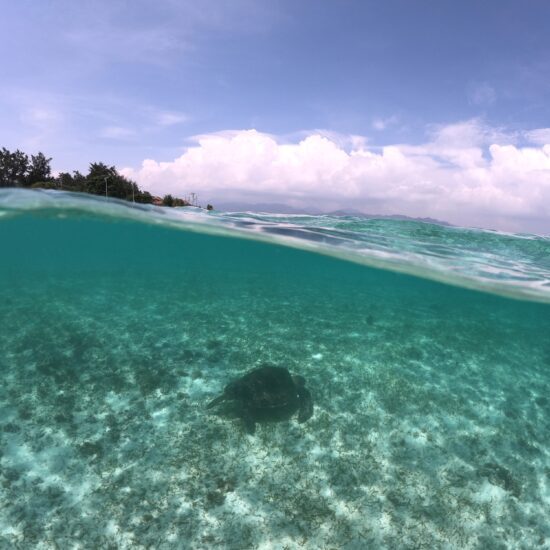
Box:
1, 0, 550, 233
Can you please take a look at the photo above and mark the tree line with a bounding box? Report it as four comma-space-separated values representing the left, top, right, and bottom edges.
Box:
0, 147, 208, 208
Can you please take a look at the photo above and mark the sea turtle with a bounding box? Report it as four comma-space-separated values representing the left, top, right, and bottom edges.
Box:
207, 365, 313, 434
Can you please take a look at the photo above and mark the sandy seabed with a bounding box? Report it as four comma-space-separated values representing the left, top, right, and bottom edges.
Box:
1, 277, 550, 549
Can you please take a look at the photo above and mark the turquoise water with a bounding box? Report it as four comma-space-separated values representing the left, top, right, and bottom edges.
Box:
1, 190, 550, 548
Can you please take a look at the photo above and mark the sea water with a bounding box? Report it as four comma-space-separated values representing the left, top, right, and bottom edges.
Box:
1, 189, 550, 549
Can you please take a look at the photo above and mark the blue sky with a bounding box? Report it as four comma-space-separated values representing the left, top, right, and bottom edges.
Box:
1, 0, 550, 231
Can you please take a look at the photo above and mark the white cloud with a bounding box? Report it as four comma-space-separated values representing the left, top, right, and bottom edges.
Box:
524, 128, 550, 145
155, 111, 188, 126
427, 118, 516, 148
372, 115, 398, 131
121, 120, 550, 233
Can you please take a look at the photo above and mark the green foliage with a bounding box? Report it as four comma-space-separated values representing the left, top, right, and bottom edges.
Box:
58, 170, 87, 192
162, 195, 190, 207
0, 147, 30, 187
86, 163, 121, 197
26, 152, 53, 185
172, 197, 190, 207
86, 162, 156, 203
0, 148, 54, 187
31, 181, 58, 189
135, 190, 153, 204
0, 145, 199, 208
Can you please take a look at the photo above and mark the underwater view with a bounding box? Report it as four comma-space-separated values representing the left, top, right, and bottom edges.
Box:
1, 189, 550, 549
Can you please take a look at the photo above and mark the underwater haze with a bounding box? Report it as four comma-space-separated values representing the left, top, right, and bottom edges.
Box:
1, 189, 550, 549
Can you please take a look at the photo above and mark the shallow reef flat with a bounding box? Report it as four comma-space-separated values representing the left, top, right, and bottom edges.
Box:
1, 205, 550, 548
1, 271, 550, 549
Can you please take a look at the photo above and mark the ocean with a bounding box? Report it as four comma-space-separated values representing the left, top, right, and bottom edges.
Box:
1, 189, 550, 549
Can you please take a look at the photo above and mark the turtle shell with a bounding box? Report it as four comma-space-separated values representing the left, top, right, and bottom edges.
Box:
207, 365, 313, 433
235, 366, 300, 414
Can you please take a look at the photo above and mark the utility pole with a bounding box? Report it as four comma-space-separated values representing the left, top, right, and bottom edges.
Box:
104, 176, 108, 199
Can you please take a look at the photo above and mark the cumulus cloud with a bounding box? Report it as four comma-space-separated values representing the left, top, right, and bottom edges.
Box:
121, 120, 550, 233
525, 128, 550, 145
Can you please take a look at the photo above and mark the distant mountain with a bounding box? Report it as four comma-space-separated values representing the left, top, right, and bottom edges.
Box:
215, 201, 450, 226
213, 202, 324, 215
379, 214, 451, 226
326, 208, 369, 217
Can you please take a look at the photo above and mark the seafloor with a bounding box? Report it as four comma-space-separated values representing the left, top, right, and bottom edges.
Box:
1, 220, 550, 549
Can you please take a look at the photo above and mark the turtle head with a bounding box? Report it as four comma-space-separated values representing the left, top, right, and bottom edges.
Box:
292, 374, 306, 388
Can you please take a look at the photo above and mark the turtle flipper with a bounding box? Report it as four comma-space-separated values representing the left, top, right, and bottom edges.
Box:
242, 411, 256, 434
298, 387, 313, 423
207, 393, 226, 409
